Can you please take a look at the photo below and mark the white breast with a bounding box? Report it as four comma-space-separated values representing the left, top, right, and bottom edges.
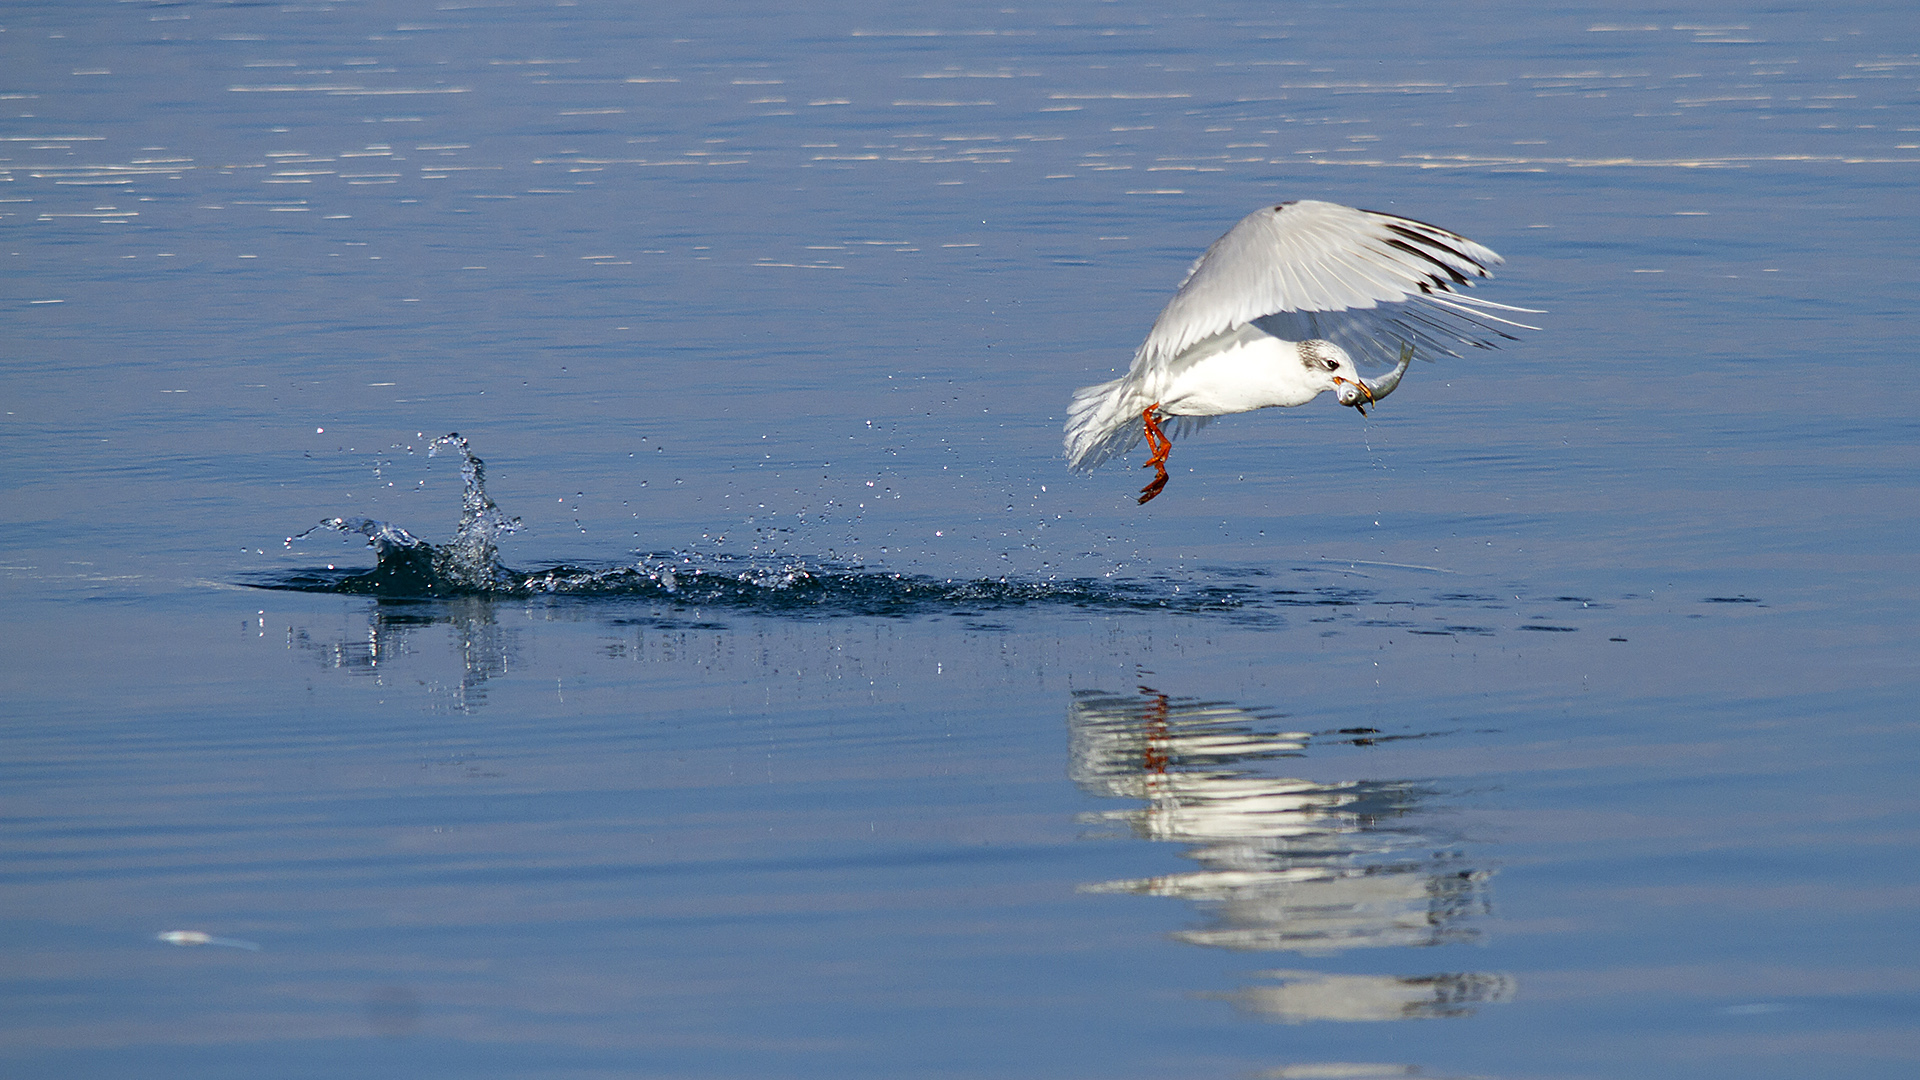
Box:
1152, 328, 1322, 417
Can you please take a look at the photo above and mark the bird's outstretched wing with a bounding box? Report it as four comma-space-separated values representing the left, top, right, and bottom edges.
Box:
1134, 200, 1538, 374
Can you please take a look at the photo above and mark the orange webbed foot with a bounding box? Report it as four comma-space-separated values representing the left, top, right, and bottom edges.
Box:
1138, 404, 1171, 504
1137, 469, 1169, 504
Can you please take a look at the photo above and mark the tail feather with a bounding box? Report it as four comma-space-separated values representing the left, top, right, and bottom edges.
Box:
1064, 378, 1215, 472
1063, 377, 1140, 471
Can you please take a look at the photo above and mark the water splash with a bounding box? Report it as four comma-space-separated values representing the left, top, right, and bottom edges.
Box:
272, 434, 1291, 615
284, 434, 523, 595
431, 433, 522, 591
266, 436, 1610, 631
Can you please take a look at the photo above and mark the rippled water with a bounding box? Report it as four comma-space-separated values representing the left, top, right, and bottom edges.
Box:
4, 2, 1917, 1078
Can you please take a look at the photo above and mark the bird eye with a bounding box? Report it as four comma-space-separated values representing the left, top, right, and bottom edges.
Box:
1321, 357, 1340, 371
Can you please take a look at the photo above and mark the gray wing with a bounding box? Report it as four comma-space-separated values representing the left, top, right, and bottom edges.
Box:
1134, 200, 1538, 373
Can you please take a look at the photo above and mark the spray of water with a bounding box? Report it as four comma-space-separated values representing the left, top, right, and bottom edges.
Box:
429, 433, 522, 591
286, 434, 527, 595
272, 434, 1366, 620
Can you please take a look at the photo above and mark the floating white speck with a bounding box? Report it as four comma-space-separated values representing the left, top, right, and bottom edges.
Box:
156, 930, 261, 951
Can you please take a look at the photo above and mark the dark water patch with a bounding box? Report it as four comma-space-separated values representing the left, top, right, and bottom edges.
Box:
1435, 593, 1506, 605
256, 555, 1293, 620
1518, 624, 1580, 633
1195, 565, 1275, 578
606, 616, 732, 631
1318, 727, 1453, 747
1266, 590, 1367, 608
1704, 596, 1764, 604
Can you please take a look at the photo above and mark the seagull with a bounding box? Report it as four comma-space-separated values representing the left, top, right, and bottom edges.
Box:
1063, 200, 1538, 504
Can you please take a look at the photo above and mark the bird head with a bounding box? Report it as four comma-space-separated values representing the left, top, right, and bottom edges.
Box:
1298, 339, 1359, 397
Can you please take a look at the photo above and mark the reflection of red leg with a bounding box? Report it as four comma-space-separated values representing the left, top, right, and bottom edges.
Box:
1138, 405, 1171, 505
1140, 688, 1170, 774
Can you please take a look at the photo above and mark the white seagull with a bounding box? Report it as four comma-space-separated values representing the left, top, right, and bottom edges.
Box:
1063, 200, 1538, 504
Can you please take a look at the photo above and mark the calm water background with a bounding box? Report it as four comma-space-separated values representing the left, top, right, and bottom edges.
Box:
3, 1, 1917, 1077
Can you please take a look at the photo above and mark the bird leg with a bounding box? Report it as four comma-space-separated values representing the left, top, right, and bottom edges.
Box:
1138, 404, 1171, 505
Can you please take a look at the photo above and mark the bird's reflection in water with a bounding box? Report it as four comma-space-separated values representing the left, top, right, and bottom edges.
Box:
290, 597, 516, 712
1225, 969, 1515, 1025
1068, 688, 1512, 1024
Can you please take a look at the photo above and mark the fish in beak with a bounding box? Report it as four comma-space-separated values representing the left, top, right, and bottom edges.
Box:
1336, 342, 1414, 416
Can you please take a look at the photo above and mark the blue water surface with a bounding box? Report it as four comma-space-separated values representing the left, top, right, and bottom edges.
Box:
3, 1, 1917, 1078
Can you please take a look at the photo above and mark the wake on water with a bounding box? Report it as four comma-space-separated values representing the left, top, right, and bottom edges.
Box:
262, 435, 1650, 635
265, 435, 1280, 618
